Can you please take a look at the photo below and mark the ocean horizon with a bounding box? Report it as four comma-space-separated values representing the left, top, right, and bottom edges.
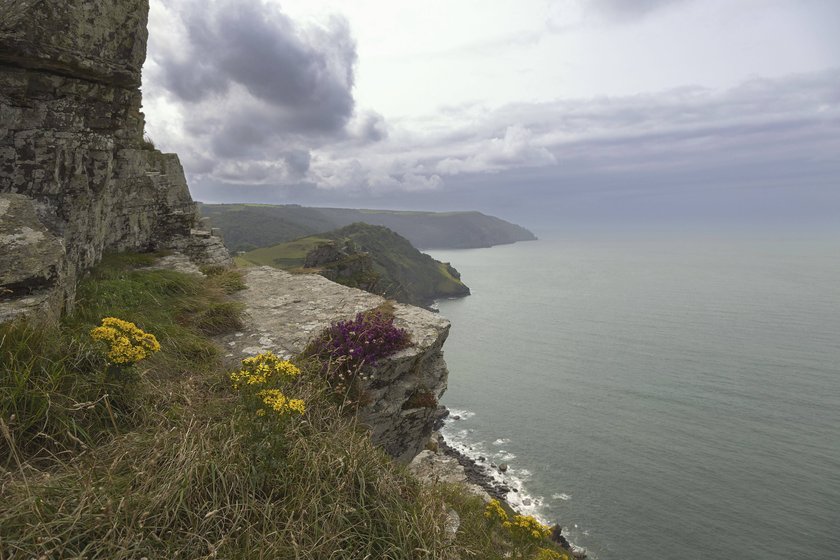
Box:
429, 233, 840, 560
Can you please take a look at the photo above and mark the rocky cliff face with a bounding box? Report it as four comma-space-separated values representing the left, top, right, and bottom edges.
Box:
0, 0, 229, 323
219, 267, 450, 464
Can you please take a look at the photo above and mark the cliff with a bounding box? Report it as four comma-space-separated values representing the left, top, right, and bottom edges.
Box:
0, 0, 229, 323
218, 266, 450, 464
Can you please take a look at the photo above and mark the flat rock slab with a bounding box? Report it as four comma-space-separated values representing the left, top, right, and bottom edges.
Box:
218, 266, 449, 363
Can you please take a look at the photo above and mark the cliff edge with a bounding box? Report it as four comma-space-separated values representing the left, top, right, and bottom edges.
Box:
218, 266, 450, 464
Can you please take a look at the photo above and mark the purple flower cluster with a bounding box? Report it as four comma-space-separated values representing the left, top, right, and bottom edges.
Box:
307, 310, 411, 383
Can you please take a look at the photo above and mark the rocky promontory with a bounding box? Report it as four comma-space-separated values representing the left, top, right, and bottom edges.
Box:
217, 266, 451, 463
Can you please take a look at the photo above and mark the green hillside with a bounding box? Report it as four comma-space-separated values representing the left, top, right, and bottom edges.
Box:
239, 223, 470, 308
200, 203, 536, 253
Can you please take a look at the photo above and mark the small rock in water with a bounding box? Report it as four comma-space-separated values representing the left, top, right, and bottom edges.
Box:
523, 498, 532, 506
498, 463, 508, 472
478, 456, 486, 461
452, 415, 461, 420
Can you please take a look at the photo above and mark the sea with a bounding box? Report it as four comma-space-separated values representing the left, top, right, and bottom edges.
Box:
427, 234, 840, 560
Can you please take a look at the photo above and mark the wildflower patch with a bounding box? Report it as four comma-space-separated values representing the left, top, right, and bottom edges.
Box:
484, 498, 558, 556
303, 308, 411, 396
230, 352, 305, 419
90, 317, 160, 365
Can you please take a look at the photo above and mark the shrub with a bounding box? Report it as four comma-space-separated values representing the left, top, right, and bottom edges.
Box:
230, 352, 305, 418
90, 317, 160, 365
485, 499, 509, 524
534, 548, 569, 560
504, 514, 552, 544
304, 309, 411, 393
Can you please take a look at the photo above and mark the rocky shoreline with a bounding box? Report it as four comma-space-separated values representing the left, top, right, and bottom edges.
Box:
410, 410, 586, 558
438, 435, 584, 557
437, 437, 512, 501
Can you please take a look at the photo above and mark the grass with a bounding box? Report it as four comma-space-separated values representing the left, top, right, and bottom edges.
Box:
239, 237, 331, 268
0, 252, 568, 560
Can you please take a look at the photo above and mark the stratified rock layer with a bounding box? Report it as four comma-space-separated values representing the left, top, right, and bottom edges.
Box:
219, 267, 451, 464
0, 0, 229, 322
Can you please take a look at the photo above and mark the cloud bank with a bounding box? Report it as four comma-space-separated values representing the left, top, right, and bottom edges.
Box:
143, 0, 839, 228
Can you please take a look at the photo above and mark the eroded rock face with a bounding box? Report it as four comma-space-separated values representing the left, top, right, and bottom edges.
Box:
0, 193, 65, 322
219, 267, 451, 464
0, 0, 229, 320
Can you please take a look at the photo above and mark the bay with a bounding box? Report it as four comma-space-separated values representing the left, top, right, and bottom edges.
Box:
428, 235, 840, 560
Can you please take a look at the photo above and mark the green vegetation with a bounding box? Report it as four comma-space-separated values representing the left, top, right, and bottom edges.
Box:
239, 235, 331, 268
0, 253, 566, 559
200, 202, 537, 253
240, 223, 470, 308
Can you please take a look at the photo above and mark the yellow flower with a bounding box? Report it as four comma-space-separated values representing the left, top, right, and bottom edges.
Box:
230, 352, 301, 389
503, 513, 551, 543
90, 317, 159, 364
484, 499, 508, 524
534, 548, 567, 560
256, 388, 305, 416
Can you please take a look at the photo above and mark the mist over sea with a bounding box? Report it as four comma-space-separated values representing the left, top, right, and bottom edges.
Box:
428, 234, 840, 560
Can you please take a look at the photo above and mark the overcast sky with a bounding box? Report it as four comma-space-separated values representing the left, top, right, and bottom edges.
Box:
142, 0, 840, 231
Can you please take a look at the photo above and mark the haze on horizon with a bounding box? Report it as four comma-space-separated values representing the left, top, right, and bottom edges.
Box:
142, 0, 840, 233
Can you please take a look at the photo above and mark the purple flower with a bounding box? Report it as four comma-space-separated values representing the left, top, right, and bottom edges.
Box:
305, 310, 411, 385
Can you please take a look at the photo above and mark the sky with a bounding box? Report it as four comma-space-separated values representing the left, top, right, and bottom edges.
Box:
142, 0, 840, 231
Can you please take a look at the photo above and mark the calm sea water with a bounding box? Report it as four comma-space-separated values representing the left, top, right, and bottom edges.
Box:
428, 235, 840, 560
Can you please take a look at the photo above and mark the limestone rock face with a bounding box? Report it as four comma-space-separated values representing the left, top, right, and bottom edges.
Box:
219, 267, 451, 464
0, 0, 229, 321
0, 193, 64, 288
0, 193, 65, 322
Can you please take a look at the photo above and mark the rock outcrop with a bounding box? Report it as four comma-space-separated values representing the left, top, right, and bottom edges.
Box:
0, 0, 229, 322
218, 266, 451, 464
303, 239, 381, 294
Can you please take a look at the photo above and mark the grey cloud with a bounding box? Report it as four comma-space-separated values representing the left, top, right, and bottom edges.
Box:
144, 0, 360, 188
282, 150, 311, 177
150, 0, 356, 134
349, 111, 389, 143
585, 0, 695, 21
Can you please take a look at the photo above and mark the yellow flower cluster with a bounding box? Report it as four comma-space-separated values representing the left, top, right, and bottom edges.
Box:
257, 388, 306, 416
90, 317, 160, 364
503, 514, 552, 542
230, 352, 300, 389
534, 548, 568, 560
484, 499, 509, 524
230, 352, 305, 420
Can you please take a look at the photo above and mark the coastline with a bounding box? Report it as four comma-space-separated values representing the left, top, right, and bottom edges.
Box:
429, 411, 587, 558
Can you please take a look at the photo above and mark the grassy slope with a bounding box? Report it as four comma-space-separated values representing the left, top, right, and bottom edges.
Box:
240, 236, 331, 268
200, 203, 536, 253
0, 253, 568, 560
239, 223, 470, 307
